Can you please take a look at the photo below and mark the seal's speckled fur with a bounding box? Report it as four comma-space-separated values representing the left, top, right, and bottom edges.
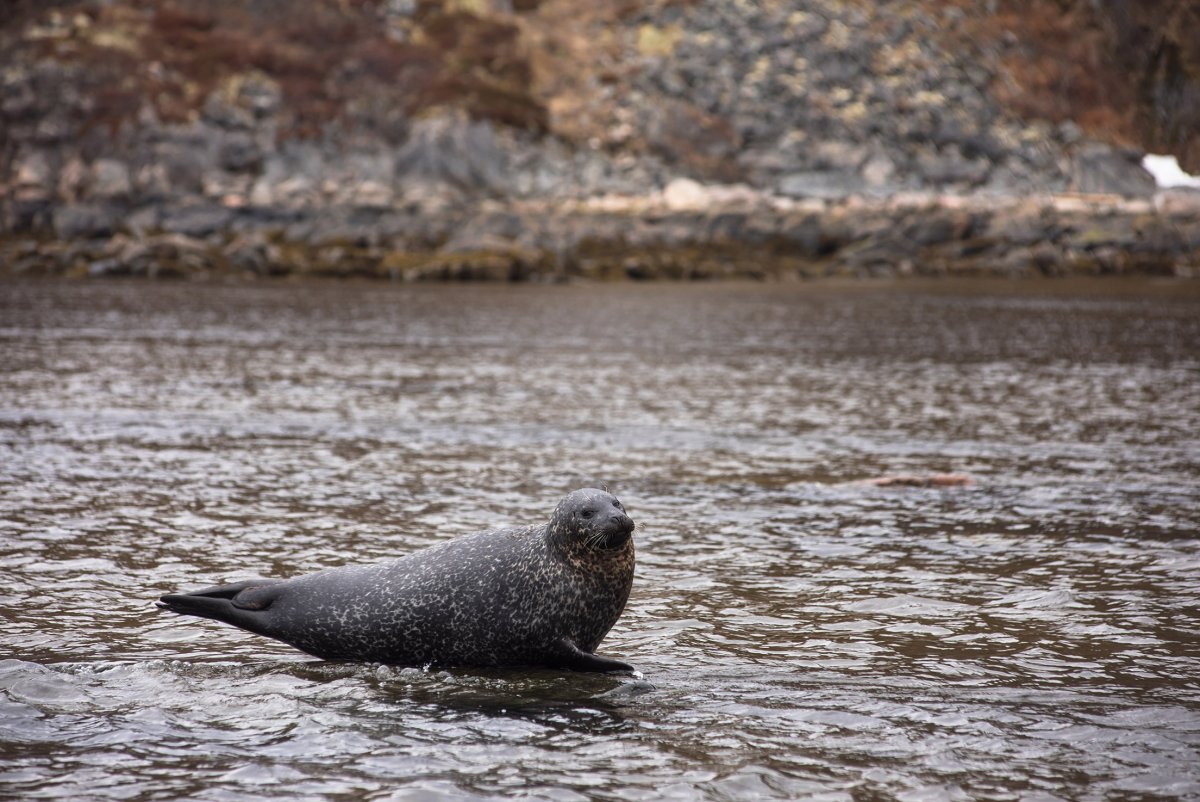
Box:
159, 488, 636, 672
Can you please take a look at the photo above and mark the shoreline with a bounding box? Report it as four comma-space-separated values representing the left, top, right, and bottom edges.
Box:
4, 189, 1198, 282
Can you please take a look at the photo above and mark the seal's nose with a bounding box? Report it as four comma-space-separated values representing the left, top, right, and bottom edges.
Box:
610, 510, 634, 535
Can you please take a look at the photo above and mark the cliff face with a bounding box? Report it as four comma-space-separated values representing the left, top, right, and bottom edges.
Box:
1, 0, 1196, 279
960, 0, 1200, 174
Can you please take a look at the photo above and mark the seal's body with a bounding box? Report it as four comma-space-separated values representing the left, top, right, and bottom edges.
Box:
158, 489, 636, 672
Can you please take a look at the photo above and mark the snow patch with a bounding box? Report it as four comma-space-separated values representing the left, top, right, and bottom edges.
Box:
1142, 154, 1200, 189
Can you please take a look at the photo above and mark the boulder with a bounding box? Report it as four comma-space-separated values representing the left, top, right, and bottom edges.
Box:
1072, 143, 1156, 197
161, 204, 234, 238
53, 203, 119, 238
779, 171, 863, 200
89, 159, 132, 200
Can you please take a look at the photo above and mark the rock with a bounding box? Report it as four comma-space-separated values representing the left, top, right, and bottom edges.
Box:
395, 113, 508, 193
1, 0, 1197, 280
903, 209, 974, 246
916, 146, 991, 188
779, 171, 863, 200
662, 177, 707, 210
53, 203, 119, 238
153, 140, 211, 196
11, 149, 53, 200
861, 154, 897, 190
134, 163, 172, 198
812, 141, 868, 171
986, 204, 1058, 246
1155, 188, 1200, 214
644, 99, 741, 182
350, 180, 394, 209
223, 232, 272, 274
218, 133, 262, 173
87, 257, 127, 277
161, 204, 234, 238
57, 157, 88, 201
89, 158, 132, 200
777, 214, 825, 257
1072, 143, 1156, 197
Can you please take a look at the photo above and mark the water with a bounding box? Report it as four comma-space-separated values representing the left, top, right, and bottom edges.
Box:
2, 277, 1199, 801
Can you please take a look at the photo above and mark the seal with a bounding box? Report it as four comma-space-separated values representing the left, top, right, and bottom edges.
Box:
157, 488, 636, 672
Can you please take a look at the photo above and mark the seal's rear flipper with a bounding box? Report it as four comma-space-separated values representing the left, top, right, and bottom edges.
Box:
552, 638, 634, 673
157, 579, 283, 628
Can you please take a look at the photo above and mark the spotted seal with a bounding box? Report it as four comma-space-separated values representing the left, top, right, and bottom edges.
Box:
157, 488, 636, 672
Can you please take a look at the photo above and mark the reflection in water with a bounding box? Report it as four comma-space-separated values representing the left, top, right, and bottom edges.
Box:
2, 278, 1199, 800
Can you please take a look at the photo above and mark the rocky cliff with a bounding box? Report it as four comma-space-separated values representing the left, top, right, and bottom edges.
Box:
2, 0, 1198, 279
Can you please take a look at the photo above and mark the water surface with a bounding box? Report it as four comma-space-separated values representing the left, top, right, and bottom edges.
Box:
2, 278, 1199, 800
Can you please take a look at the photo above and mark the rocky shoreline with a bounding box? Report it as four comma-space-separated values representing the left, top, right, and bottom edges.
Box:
5, 185, 1197, 281
3, 0, 1199, 281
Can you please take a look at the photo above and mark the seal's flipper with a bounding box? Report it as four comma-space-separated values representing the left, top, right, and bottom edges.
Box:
157, 579, 284, 630
552, 638, 634, 673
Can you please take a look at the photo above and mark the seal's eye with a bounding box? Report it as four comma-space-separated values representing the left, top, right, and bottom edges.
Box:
580, 509, 594, 519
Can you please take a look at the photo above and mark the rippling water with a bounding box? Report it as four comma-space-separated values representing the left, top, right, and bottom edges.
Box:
2, 278, 1199, 800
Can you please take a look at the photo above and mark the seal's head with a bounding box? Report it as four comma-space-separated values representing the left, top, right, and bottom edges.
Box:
549, 488, 635, 553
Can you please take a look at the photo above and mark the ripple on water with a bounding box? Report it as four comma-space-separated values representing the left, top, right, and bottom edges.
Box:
2, 280, 1200, 800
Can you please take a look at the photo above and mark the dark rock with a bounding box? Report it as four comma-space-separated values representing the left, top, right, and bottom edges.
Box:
986, 206, 1058, 246
777, 215, 825, 257
161, 205, 234, 238
223, 233, 272, 274
917, 147, 991, 187
705, 212, 749, 241
87, 257, 128, 277
152, 140, 211, 196
902, 210, 974, 246
218, 133, 263, 173
53, 203, 119, 239
1071, 143, 1156, 197
89, 159, 132, 200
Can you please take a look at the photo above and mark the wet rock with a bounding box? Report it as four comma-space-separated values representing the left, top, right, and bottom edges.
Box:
223, 232, 274, 275
112, 233, 220, 276
985, 205, 1059, 246
777, 214, 826, 257
902, 209, 975, 246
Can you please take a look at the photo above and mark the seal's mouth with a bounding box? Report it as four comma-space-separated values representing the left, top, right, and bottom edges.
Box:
595, 519, 634, 551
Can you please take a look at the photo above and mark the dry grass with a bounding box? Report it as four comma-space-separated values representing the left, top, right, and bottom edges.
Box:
932, 0, 1142, 145
12, 0, 550, 140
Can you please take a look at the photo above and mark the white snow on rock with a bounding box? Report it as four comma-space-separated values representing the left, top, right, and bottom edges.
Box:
1142, 154, 1200, 189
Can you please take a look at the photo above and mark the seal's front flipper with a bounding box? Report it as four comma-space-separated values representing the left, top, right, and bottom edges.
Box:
552, 638, 634, 673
